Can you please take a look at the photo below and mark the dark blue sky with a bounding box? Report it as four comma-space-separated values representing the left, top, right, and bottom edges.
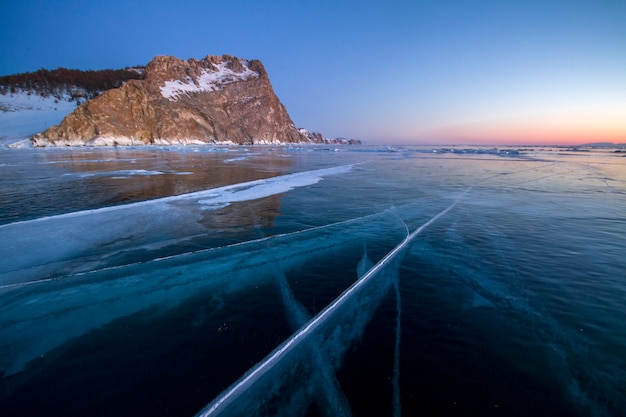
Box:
1, 0, 624, 144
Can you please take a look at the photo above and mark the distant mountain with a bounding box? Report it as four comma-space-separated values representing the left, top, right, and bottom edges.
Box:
1, 56, 360, 147
32, 55, 309, 146
574, 142, 626, 148
298, 128, 361, 145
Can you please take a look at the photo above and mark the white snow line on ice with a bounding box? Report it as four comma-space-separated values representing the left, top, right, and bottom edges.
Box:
0, 165, 354, 229
198, 187, 470, 416
0, 209, 390, 291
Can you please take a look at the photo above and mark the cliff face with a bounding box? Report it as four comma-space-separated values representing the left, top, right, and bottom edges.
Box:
32, 55, 307, 146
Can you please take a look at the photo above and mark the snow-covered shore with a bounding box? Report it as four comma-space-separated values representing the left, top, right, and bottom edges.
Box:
0, 92, 76, 148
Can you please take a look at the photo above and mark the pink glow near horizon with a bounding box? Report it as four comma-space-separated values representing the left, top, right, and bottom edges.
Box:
387, 111, 626, 146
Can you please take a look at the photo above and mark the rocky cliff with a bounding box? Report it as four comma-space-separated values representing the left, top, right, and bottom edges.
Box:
298, 128, 361, 145
32, 55, 308, 146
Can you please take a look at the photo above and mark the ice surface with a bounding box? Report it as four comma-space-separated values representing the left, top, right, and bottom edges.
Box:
0, 209, 403, 378
356, 242, 374, 278
275, 271, 352, 416
223, 156, 249, 162
198, 193, 470, 416
196, 167, 350, 208
0, 165, 353, 286
196, 244, 400, 416
62, 169, 165, 178
1, 148, 625, 416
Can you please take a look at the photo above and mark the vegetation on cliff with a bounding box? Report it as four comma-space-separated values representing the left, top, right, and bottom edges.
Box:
0, 67, 144, 102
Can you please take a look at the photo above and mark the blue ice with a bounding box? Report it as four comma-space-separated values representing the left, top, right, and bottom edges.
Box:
0, 208, 402, 378
195, 191, 469, 416
0, 165, 353, 287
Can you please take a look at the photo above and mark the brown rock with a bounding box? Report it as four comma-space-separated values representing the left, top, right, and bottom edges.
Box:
32, 54, 307, 146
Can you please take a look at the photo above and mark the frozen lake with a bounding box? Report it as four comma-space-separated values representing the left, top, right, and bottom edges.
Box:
1, 145, 625, 416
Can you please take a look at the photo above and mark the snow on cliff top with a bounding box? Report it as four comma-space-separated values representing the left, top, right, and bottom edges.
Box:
160, 61, 259, 101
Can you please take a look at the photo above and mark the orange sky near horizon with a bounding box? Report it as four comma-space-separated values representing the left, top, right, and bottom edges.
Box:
406, 107, 626, 146
426, 124, 625, 146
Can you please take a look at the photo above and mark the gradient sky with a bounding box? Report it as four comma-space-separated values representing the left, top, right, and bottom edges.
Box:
1, 0, 624, 145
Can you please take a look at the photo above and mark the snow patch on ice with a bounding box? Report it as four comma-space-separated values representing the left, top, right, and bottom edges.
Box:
196, 166, 352, 210
63, 169, 165, 179
198, 174, 322, 209
0, 164, 354, 286
223, 156, 248, 162
160, 61, 259, 101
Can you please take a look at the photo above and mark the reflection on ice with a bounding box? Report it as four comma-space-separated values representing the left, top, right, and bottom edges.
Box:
0, 165, 352, 286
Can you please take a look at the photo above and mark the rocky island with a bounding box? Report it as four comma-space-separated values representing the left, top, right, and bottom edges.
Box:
31, 55, 355, 147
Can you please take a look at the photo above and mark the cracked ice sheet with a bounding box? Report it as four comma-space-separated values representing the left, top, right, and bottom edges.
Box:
0, 165, 353, 286
0, 206, 405, 378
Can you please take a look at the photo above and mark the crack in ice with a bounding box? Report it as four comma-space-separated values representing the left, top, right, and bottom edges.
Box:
197, 186, 471, 416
